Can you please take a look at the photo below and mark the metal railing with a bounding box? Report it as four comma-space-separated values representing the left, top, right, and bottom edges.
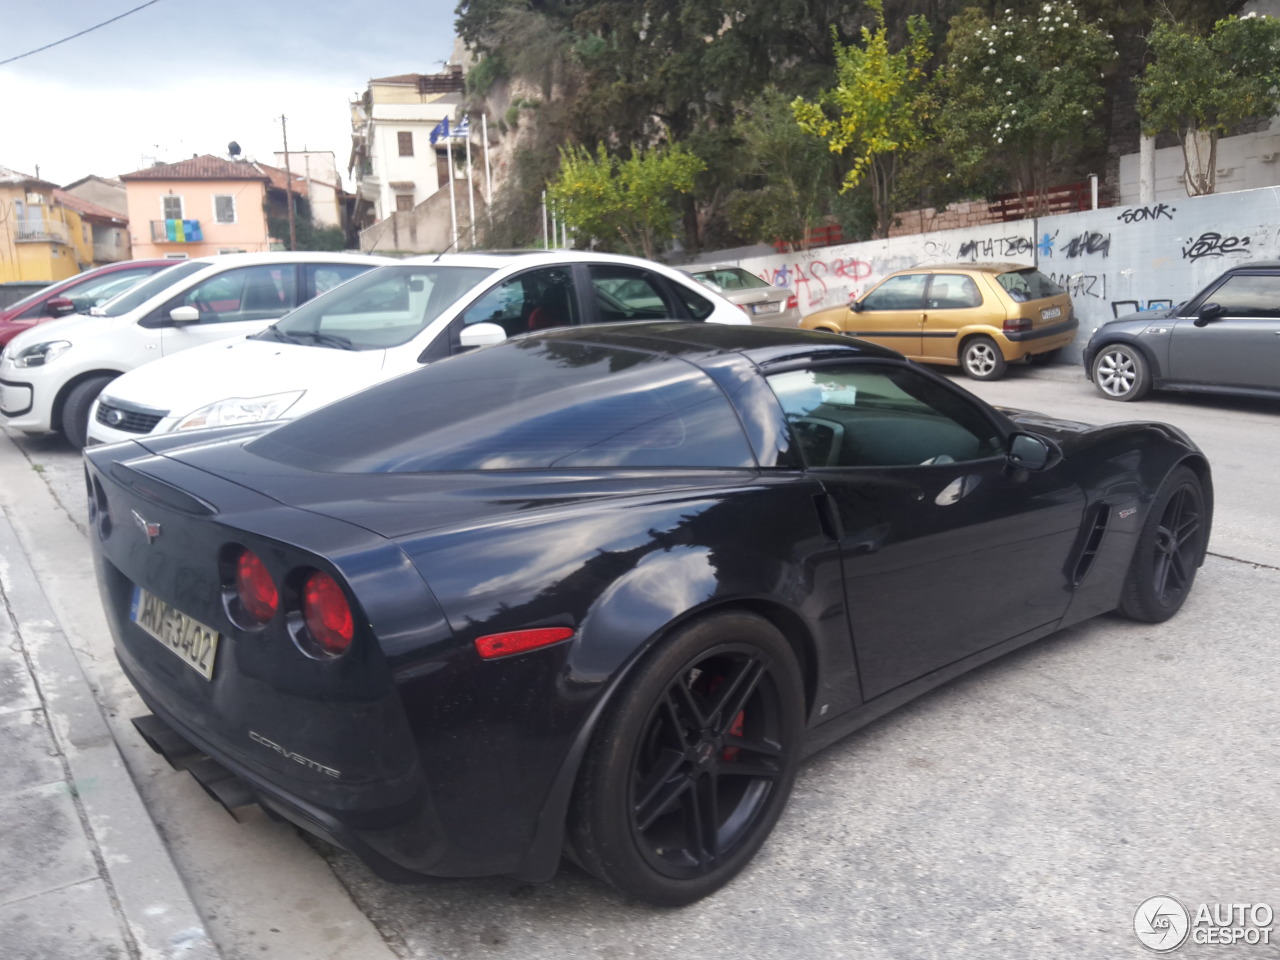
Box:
14, 220, 70, 245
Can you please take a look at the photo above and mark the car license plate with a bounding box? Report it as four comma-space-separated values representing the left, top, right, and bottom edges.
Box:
752, 301, 781, 315
131, 586, 219, 680
1040, 306, 1062, 320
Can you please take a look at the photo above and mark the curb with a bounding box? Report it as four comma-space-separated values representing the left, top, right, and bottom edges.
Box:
0, 455, 219, 959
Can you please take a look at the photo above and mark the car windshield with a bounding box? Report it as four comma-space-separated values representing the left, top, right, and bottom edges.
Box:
257, 263, 496, 351
996, 268, 1063, 303
249, 337, 756, 472
97, 261, 208, 316
691, 267, 770, 291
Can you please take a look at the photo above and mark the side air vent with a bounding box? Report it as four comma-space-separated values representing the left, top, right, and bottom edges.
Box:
1071, 502, 1110, 586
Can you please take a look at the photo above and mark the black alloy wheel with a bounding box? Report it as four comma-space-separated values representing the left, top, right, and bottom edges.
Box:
1119, 466, 1207, 622
570, 611, 803, 905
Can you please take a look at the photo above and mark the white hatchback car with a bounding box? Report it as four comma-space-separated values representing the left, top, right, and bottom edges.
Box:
86, 251, 748, 446
0, 251, 391, 447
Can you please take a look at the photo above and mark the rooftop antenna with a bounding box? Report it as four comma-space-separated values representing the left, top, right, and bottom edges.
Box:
228, 141, 242, 159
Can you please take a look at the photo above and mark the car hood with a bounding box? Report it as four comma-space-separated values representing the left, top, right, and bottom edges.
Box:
2, 311, 102, 352
99, 335, 390, 420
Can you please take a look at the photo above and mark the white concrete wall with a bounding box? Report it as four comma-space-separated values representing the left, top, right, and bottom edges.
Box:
723, 185, 1280, 361
1117, 124, 1280, 204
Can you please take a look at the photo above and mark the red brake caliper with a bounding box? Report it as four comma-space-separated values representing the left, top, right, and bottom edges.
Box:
722, 710, 745, 762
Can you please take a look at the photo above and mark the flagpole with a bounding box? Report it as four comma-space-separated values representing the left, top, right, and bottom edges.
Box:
447, 137, 459, 251
541, 190, 548, 249
464, 118, 476, 249
481, 113, 493, 229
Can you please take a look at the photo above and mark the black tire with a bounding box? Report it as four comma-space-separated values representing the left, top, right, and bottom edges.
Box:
1091, 343, 1152, 401
1027, 348, 1061, 366
959, 336, 1008, 380
1118, 466, 1207, 623
59, 375, 115, 449
569, 611, 804, 905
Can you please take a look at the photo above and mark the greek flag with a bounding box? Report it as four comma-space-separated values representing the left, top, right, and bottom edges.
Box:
428, 117, 450, 145
452, 115, 470, 139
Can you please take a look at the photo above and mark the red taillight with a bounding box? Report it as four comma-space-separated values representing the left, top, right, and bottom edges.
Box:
475, 627, 574, 660
302, 570, 354, 655
786, 294, 798, 311
235, 549, 278, 623
1004, 316, 1031, 334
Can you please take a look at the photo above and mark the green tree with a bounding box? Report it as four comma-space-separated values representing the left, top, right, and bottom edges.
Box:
1137, 13, 1280, 196
548, 143, 706, 259
727, 88, 835, 250
792, 0, 932, 238
935, 1, 1114, 214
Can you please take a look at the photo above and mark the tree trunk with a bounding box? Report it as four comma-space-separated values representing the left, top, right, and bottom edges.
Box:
1182, 125, 1217, 196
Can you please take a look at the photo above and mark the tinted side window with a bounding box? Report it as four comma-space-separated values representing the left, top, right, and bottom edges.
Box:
461, 266, 579, 336
767, 364, 1003, 468
860, 274, 927, 311
1203, 274, 1280, 317
996, 269, 1063, 302
672, 278, 714, 320
927, 274, 983, 309
590, 264, 673, 321
172, 265, 298, 324
251, 339, 755, 472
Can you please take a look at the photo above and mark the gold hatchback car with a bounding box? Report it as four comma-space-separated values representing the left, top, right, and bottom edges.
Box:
800, 262, 1078, 380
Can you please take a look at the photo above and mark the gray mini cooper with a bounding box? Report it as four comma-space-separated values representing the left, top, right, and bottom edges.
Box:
1085, 260, 1280, 401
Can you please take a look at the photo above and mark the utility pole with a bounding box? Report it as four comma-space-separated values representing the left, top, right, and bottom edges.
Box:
279, 114, 297, 251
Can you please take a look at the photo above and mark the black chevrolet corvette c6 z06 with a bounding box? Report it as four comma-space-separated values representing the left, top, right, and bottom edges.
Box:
87, 322, 1212, 905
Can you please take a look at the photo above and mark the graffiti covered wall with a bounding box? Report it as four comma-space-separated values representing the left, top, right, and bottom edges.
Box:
726, 186, 1280, 360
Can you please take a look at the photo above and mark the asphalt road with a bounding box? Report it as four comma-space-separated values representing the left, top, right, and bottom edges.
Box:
4, 361, 1278, 960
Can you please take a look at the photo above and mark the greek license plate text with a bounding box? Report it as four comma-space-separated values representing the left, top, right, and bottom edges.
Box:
131, 586, 219, 680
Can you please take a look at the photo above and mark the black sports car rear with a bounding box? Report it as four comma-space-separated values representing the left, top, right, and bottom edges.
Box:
88, 322, 1212, 904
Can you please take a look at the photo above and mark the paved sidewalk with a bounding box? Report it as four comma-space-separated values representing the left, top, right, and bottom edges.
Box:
0, 502, 218, 959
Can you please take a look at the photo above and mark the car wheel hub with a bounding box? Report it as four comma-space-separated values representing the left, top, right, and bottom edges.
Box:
1099, 352, 1136, 395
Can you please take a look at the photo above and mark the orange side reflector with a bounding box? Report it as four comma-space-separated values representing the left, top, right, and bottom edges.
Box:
475, 627, 575, 660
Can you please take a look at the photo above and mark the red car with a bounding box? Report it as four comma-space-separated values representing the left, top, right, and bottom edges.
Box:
0, 260, 178, 347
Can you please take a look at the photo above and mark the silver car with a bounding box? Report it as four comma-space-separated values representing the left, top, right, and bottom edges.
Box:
1084, 260, 1280, 401
678, 264, 800, 327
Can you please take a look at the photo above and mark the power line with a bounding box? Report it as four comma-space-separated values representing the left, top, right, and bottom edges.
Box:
0, 1, 165, 67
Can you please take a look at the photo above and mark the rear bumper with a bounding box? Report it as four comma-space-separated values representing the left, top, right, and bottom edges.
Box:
125, 688, 444, 883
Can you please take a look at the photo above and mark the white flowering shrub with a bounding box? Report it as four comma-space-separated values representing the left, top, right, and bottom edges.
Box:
937, 1, 1114, 206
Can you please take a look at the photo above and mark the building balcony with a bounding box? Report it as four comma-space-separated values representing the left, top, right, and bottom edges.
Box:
15, 220, 70, 245
150, 219, 204, 242
93, 242, 127, 262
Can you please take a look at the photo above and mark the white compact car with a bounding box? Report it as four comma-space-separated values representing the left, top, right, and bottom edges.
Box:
0, 252, 391, 446
86, 250, 749, 446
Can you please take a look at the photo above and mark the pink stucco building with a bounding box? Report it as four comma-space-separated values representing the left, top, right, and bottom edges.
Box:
121, 155, 306, 259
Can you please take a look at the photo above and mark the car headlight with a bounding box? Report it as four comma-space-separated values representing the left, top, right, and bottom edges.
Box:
175, 391, 304, 431
12, 340, 72, 368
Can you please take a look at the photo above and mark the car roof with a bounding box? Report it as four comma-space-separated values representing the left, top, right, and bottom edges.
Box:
522, 320, 905, 366
889, 261, 1033, 275
179, 251, 394, 268
397, 250, 689, 270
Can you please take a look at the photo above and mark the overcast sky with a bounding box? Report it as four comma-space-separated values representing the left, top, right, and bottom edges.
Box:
2, 0, 459, 186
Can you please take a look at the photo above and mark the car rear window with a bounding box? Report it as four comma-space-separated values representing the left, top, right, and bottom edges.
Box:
996, 269, 1063, 303
249, 338, 756, 472
691, 268, 771, 291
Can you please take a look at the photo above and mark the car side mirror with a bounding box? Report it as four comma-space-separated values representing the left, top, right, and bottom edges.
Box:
850, 300, 864, 313
1194, 302, 1227, 327
46, 297, 77, 318
458, 321, 507, 351
1007, 432, 1058, 472
169, 305, 201, 325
